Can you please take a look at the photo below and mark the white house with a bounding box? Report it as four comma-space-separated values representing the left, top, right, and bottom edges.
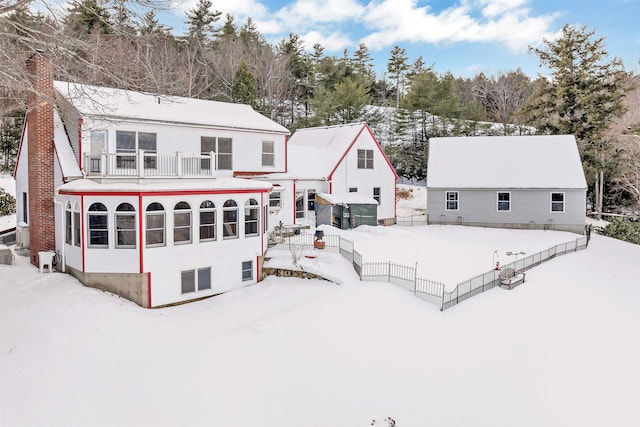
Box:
426, 135, 587, 233
261, 122, 398, 228
15, 52, 290, 307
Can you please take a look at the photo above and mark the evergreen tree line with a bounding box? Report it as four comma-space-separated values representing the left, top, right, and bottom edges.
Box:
0, 2, 639, 216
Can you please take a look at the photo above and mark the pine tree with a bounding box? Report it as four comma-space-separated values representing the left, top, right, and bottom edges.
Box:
232, 61, 257, 106
186, 0, 221, 43
66, 0, 112, 34
387, 45, 409, 108
524, 24, 629, 218
220, 13, 237, 39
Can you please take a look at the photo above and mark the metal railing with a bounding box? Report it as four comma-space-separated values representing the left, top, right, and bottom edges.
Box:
395, 214, 428, 226
85, 150, 217, 178
442, 236, 589, 310
271, 230, 589, 311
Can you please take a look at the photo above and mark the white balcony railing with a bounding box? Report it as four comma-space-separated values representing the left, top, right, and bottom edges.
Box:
85, 150, 217, 178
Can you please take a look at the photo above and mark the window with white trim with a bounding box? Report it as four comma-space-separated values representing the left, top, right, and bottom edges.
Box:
116, 131, 157, 169
223, 200, 238, 239
173, 201, 192, 244
115, 203, 136, 248
262, 141, 274, 166
497, 192, 511, 212
357, 149, 374, 169
199, 200, 216, 242
264, 204, 268, 233
146, 202, 165, 247
242, 260, 253, 281
200, 136, 233, 171
65, 202, 72, 245
373, 187, 381, 204
181, 267, 212, 294
87, 202, 108, 248
551, 192, 565, 212
73, 203, 81, 247
89, 131, 106, 173
269, 190, 282, 208
245, 199, 259, 237
445, 191, 459, 211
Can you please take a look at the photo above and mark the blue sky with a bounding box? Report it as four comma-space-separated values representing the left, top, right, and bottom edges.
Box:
167, 0, 640, 79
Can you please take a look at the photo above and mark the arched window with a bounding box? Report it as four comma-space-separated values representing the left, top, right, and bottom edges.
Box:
223, 200, 238, 239
199, 200, 216, 242
244, 199, 259, 236
174, 201, 192, 244
115, 203, 136, 248
146, 202, 165, 247
87, 202, 108, 248
65, 202, 72, 245
73, 202, 81, 247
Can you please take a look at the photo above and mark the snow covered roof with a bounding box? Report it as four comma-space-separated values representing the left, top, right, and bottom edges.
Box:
53, 109, 83, 180
317, 192, 378, 205
287, 123, 366, 179
57, 178, 272, 194
53, 81, 290, 135
427, 135, 587, 189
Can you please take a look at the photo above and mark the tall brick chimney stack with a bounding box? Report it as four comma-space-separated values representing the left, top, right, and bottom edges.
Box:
26, 51, 56, 267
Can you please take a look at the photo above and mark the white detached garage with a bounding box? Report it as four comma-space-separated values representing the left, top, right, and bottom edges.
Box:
426, 135, 588, 234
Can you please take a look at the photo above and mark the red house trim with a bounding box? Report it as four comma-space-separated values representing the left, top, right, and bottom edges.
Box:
138, 194, 144, 274
81, 195, 85, 272
327, 125, 366, 182
59, 188, 271, 197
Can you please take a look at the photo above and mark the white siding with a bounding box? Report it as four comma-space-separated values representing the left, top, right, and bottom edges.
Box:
82, 119, 288, 176
331, 130, 396, 222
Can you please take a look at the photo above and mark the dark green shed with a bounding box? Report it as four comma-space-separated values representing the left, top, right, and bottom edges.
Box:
315, 193, 378, 230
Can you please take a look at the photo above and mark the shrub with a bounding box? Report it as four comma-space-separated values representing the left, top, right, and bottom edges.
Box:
0, 188, 16, 216
598, 218, 640, 245
396, 187, 413, 200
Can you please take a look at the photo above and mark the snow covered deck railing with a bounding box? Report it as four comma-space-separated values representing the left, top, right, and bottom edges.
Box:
84, 150, 217, 178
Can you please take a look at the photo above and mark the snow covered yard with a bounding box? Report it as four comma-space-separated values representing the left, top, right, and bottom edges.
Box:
321, 224, 580, 290
1, 177, 640, 426
1, 227, 640, 426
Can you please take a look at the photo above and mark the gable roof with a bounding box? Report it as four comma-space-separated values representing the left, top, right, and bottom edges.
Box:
53, 81, 290, 135
427, 135, 587, 189
287, 122, 397, 179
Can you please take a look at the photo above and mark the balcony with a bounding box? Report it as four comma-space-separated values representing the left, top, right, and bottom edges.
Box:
85, 150, 218, 178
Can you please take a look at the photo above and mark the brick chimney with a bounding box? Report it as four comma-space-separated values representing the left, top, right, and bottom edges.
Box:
26, 51, 56, 267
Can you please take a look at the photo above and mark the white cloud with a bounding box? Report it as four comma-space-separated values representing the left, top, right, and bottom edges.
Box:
175, 0, 268, 17
478, 0, 529, 18
169, 0, 561, 57
300, 30, 353, 51
360, 0, 560, 52
275, 0, 365, 25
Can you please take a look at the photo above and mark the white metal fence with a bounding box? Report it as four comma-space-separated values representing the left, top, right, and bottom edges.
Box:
271, 230, 589, 311
395, 214, 428, 226
442, 236, 589, 310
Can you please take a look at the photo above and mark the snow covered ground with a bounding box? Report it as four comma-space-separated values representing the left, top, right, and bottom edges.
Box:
1, 177, 640, 426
